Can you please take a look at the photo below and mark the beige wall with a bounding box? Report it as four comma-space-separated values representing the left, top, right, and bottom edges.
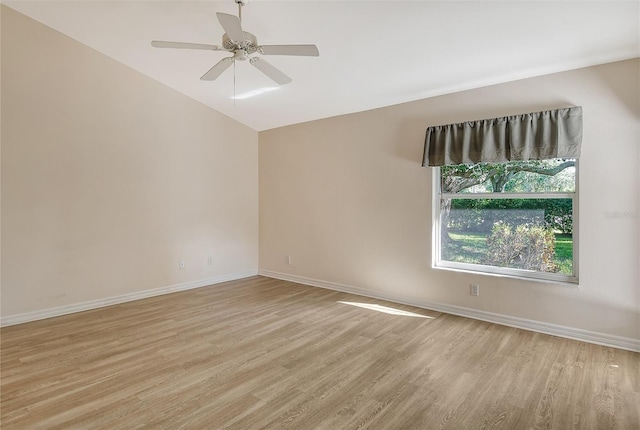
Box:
1, 6, 258, 317
259, 59, 640, 340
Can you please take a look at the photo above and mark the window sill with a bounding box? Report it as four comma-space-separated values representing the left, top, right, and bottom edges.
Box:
433, 262, 579, 287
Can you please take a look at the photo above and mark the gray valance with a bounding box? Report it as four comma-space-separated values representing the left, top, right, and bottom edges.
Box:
422, 106, 583, 166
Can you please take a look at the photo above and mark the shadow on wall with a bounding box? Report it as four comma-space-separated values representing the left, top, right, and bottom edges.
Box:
574, 296, 640, 344
585, 61, 640, 120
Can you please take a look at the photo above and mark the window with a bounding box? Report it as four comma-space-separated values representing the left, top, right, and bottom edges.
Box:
434, 158, 578, 283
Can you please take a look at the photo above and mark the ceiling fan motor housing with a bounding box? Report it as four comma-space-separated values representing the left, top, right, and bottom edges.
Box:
222, 32, 258, 54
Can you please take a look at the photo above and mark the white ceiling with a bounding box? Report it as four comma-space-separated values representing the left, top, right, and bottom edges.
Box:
4, 1, 640, 131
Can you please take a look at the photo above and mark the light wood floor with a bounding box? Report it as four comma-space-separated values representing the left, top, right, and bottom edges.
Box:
1, 276, 638, 429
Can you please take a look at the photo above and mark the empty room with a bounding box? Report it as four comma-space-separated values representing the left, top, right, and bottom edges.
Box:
1, 1, 638, 429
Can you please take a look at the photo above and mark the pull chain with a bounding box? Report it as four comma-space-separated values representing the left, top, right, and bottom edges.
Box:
234, 0, 243, 106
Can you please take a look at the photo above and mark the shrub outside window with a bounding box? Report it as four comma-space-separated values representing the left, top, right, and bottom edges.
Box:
434, 158, 578, 284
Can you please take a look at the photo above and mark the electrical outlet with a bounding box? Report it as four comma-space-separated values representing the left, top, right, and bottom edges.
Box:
208, 256, 213, 265
470, 284, 479, 296
286, 256, 292, 265
179, 260, 185, 269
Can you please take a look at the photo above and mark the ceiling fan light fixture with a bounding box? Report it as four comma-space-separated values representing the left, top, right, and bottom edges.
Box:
233, 50, 249, 61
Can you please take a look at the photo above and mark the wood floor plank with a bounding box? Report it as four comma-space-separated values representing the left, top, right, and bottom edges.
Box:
1, 275, 638, 429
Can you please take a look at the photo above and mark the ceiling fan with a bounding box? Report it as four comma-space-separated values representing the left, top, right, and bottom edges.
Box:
151, 0, 319, 85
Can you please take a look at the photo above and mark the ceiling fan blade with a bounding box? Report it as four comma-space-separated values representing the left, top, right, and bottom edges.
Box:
151, 41, 225, 51
216, 12, 245, 43
200, 57, 234, 81
259, 45, 319, 57
250, 57, 292, 85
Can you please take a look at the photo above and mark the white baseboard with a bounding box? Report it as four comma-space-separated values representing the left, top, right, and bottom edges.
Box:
258, 269, 640, 353
0, 270, 258, 327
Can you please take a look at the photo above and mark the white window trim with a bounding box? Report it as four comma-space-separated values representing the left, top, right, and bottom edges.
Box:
432, 163, 579, 285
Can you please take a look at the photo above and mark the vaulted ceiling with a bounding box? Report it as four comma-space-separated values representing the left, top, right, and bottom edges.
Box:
4, 1, 639, 131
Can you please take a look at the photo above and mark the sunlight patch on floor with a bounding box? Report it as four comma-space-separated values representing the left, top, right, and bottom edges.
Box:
338, 301, 434, 318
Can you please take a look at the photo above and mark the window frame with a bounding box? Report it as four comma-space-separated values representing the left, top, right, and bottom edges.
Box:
432, 161, 579, 285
